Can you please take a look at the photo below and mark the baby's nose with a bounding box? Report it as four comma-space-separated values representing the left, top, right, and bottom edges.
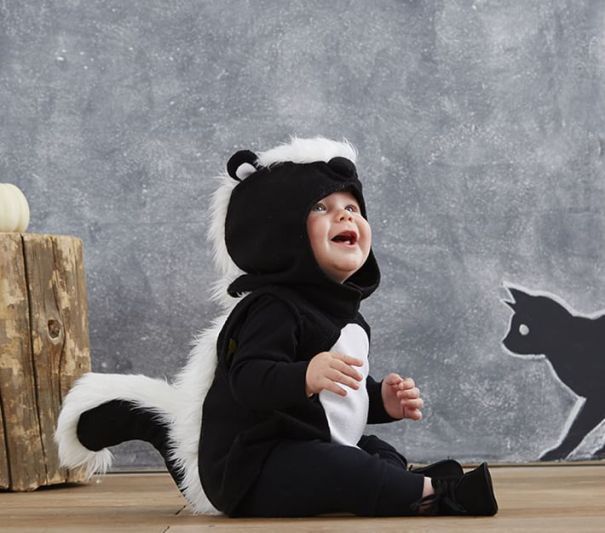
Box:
337, 209, 353, 220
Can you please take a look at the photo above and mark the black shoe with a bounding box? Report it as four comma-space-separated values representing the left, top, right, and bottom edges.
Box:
411, 462, 498, 516
409, 459, 464, 479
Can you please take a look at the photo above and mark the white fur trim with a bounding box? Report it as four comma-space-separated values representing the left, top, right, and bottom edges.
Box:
168, 308, 238, 515
207, 174, 246, 309
256, 136, 357, 167
55, 373, 177, 479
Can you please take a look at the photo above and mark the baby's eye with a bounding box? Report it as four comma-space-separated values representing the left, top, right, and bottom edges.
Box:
345, 204, 359, 213
311, 203, 326, 212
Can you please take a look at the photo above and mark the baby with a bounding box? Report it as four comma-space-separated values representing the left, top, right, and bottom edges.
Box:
59, 137, 498, 518
198, 137, 498, 517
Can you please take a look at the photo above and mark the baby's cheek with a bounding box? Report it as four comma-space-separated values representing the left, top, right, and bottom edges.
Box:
361, 226, 372, 255
306, 218, 322, 249
361, 219, 371, 241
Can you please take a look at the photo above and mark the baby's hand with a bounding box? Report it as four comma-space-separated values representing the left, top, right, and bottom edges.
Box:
381, 373, 424, 421
305, 351, 364, 397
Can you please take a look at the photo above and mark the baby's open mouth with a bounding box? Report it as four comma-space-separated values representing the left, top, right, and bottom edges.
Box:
331, 230, 358, 245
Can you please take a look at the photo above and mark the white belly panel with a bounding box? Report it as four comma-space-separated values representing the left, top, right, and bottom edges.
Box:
318, 323, 370, 448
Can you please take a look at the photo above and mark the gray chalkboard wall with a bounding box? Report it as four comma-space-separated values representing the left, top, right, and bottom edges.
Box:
2, 0, 604, 468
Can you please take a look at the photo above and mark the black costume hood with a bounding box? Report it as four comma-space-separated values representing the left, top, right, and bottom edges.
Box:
212, 137, 380, 318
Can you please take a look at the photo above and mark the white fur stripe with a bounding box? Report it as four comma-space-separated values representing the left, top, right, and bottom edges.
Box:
167, 308, 236, 515
207, 174, 245, 309
256, 136, 357, 167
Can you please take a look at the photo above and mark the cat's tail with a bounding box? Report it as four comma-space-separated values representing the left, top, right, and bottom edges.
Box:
55, 372, 181, 482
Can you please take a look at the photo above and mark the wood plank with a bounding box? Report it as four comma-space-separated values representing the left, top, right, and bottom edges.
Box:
0, 473, 183, 532
50, 236, 91, 400
0, 233, 45, 490
50, 235, 91, 483
22, 234, 91, 486
0, 233, 22, 489
0, 466, 604, 531
22, 233, 62, 486
0, 380, 8, 489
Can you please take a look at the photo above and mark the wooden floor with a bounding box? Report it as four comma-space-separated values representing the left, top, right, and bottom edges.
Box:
1, 465, 604, 532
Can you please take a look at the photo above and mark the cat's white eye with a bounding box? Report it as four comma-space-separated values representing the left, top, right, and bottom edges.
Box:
519, 324, 530, 336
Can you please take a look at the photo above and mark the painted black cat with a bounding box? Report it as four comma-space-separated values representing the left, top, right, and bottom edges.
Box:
501, 284, 605, 460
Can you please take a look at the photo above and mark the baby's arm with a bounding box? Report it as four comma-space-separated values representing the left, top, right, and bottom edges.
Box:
228, 296, 310, 411
381, 374, 424, 421
305, 351, 363, 397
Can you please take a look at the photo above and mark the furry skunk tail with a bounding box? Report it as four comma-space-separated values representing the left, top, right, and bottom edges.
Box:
54, 307, 235, 516
55, 373, 180, 481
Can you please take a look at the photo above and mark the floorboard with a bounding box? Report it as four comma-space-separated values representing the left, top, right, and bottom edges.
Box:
1, 464, 603, 532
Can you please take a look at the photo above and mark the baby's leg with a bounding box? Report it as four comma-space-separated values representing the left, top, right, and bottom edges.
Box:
356, 435, 478, 503
357, 435, 437, 500
233, 439, 424, 517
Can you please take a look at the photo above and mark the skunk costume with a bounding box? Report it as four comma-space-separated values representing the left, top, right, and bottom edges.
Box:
55, 137, 498, 517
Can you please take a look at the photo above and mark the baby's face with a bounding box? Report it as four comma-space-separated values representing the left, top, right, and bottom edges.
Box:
306, 191, 372, 283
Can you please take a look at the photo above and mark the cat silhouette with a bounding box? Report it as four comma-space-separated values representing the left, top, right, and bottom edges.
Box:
501, 283, 605, 461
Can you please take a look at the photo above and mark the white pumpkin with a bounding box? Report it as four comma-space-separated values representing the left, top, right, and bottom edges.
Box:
0, 183, 30, 232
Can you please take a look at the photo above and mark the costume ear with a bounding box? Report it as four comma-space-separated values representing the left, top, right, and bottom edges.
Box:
327, 156, 357, 179
227, 150, 259, 181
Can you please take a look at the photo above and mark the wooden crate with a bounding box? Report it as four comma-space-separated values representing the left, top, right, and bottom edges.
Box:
0, 233, 91, 490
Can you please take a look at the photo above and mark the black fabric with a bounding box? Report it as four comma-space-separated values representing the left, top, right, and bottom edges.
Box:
409, 459, 463, 478
198, 286, 399, 515
358, 434, 409, 470
231, 436, 424, 518
225, 160, 380, 318
77, 400, 185, 490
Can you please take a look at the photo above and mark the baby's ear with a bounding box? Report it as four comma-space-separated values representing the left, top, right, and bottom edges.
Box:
327, 157, 357, 180
227, 150, 259, 181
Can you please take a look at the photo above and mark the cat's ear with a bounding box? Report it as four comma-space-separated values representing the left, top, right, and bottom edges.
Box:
502, 299, 517, 311
506, 287, 531, 305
